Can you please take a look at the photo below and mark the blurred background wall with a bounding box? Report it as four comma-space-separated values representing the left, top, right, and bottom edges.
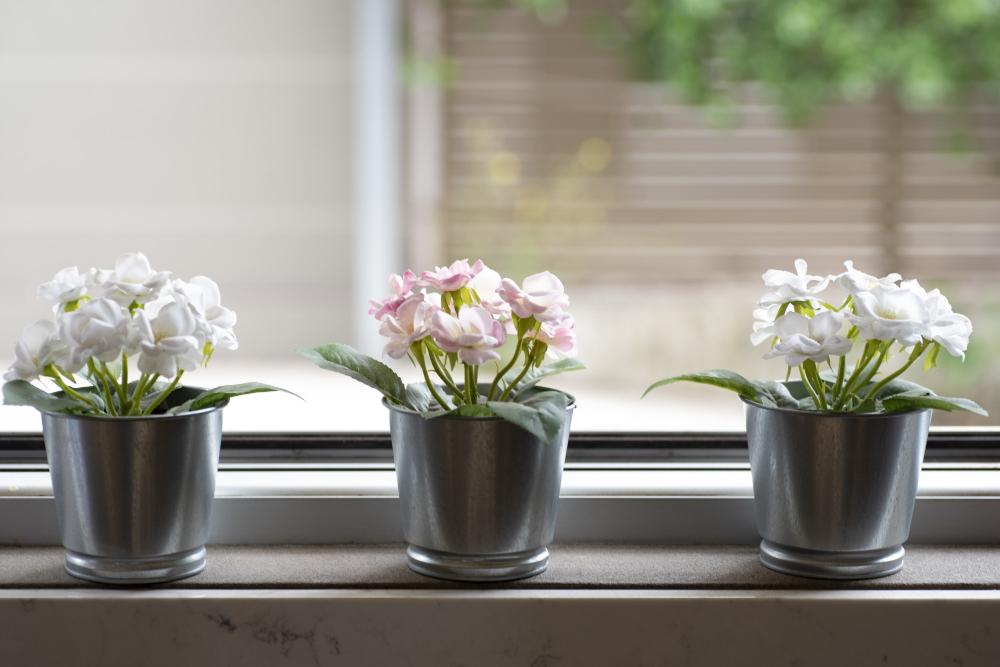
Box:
0, 0, 353, 355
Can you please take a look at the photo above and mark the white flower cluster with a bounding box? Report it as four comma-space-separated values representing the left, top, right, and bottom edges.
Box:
5, 252, 237, 382
753, 259, 972, 367
371, 259, 577, 366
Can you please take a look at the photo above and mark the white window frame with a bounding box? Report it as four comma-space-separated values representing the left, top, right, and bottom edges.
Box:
2, 430, 1000, 546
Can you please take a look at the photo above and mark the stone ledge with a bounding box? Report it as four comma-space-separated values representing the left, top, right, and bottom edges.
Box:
2, 544, 1000, 590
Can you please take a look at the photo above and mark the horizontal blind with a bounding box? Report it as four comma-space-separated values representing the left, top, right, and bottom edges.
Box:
443, 2, 1000, 284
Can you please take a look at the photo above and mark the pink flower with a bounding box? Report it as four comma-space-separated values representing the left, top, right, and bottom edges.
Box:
429, 305, 507, 366
496, 271, 569, 322
368, 270, 417, 320
379, 293, 435, 359
529, 315, 577, 359
417, 259, 485, 293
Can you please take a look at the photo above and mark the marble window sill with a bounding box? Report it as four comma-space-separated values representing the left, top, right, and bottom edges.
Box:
2, 543, 1000, 590
3, 545, 1000, 666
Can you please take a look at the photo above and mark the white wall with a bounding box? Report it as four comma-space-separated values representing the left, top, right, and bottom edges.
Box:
0, 0, 353, 356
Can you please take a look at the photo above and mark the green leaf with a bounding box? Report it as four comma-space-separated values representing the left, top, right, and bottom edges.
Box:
642, 369, 761, 402
405, 381, 449, 412
421, 403, 495, 420
851, 398, 880, 414
882, 394, 988, 417
488, 390, 570, 443
751, 380, 800, 409
3, 380, 91, 413
870, 378, 933, 400
165, 383, 298, 415
297, 344, 406, 406
796, 396, 820, 411
500, 358, 586, 399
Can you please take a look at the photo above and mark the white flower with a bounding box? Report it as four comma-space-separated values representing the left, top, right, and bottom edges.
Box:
417, 259, 485, 293
134, 303, 204, 378
750, 305, 778, 346
369, 270, 417, 321
763, 311, 853, 366
420, 289, 443, 310
496, 271, 570, 322
757, 259, 834, 309
102, 252, 171, 306
38, 266, 110, 313
836, 260, 900, 295
429, 305, 507, 366
57, 298, 134, 373
900, 279, 972, 359
379, 294, 435, 359
468, 266, 512, 319
528, 315, 577, 359
3, 321, 64, 382
845, 283, 930, 347
170, 277, 238, 352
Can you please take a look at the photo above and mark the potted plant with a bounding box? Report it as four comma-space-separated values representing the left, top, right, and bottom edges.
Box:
300, 260, 584, 582
3, 252, 288, 585
645, 259, 987, 579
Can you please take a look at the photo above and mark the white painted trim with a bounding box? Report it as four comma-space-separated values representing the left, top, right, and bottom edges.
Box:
351, 0, 403, 357
2, 464, 999, 546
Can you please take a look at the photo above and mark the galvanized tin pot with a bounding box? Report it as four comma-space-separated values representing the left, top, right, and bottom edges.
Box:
386, 394, 574, 582
41, 405, 224, 585
743, 395, 931, 580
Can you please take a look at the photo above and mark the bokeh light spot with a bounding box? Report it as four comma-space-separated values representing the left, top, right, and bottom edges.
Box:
577, 138, 612, 172
515, 185, 548, 218
489, 152, 522, 185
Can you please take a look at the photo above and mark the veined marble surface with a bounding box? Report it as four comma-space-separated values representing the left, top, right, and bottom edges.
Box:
2, 546, 1000, 665
1, 589, 999, 666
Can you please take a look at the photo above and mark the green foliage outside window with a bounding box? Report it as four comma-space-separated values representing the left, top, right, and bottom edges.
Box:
504, 0, 1000, 125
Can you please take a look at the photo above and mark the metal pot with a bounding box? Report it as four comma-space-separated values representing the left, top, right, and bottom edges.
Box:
41, 405, 224, 585
386, 393, 575, 582
743, 396, 931, 579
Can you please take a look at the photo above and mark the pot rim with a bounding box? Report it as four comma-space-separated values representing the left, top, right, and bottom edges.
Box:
382, 390, 577, 420
739, 394, 931, 419
40, 399, 228, 422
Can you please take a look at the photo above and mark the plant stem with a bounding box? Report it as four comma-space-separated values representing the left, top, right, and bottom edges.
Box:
143, 371, 183, 415
89, 360, 118, 416
838, 342, 892, 409
861, 341, 929, 405
121, 353, 128, 397
103, 361, 127, 408
128, 373, 149, 415
798, 364, 823, 410
833, 341, 878, 410
803, 361, 827, 410
51, 376, 95, 407
414, 350, 450, 410
498, 348, 534, 402
488, 333, 527, 401
832, 356, 847, 406
130, 373, 160, 415
464, 364, 474, 404
471, 365, 479, 404
427, 349, 462, 400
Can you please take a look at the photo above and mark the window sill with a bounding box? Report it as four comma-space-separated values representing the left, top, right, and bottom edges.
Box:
2, 544, 999, 665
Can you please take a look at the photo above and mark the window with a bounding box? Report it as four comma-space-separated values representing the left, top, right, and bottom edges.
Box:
1, 0, 998, 439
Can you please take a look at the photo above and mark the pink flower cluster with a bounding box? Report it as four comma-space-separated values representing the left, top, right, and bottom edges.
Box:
370, 259, 577, 366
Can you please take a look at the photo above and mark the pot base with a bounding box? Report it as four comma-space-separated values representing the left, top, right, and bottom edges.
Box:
406, 545, 549, 582
759, 539, 904, 580
64, 546, 207, 585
